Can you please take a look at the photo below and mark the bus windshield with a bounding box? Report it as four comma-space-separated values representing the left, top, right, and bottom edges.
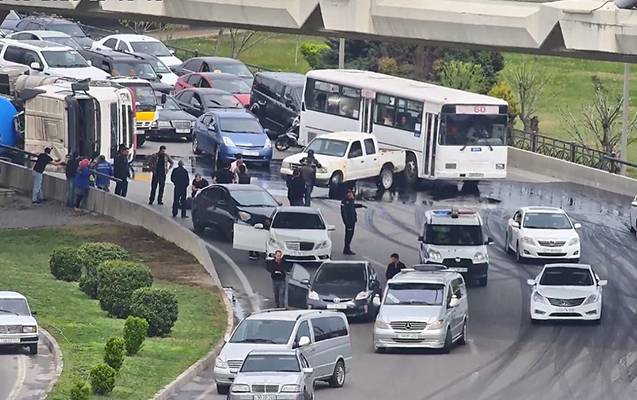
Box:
439, 113, 507, 147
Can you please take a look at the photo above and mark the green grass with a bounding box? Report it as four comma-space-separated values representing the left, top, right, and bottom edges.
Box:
0, 228, 226, 400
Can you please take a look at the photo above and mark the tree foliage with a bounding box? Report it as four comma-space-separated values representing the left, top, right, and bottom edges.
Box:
489, 81, 521, 124
224, 29, 274, 59
119, 20, 166, 35
438, 61, 487, 94
504, 62, 549, 131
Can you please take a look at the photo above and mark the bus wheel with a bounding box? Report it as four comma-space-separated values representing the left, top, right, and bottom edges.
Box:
404, 154, 418, 187
378, 165, 394, 191
328, 172, 343, 199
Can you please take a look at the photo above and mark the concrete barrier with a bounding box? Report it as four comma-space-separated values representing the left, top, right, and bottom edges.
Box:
508, 147, 637, 197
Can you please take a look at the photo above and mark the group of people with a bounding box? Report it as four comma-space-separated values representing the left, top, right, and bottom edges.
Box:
286, 149, 322, 206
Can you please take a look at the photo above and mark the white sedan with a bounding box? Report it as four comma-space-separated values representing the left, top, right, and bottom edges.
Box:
528, 264, 606, 323
505, 206, 581, 262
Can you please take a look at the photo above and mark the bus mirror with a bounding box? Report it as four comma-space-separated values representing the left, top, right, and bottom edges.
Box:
161, 93, 167, 104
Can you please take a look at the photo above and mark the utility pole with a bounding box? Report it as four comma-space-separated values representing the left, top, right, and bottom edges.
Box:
621, 63, 630, 175
338, 38, 345, 69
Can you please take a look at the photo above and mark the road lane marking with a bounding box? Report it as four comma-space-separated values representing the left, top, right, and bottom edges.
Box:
193, 383, 217, 400
7, 354, 26, 400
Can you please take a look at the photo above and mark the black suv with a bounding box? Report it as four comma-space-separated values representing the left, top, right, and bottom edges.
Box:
14, 16, 93, 48
250, 72, 304, 135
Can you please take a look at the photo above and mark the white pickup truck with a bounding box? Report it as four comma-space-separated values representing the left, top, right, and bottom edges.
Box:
280, 131, 406, 197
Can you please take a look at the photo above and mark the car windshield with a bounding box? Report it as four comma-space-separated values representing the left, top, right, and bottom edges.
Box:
240, 355, 300, 373
203, 94, 242, 109
215, 62, 252, 77
126, 84, 157, 109
147, 57, 171, 74
0, 298, 30, 316
313, 264, 366, 294
272, 212, 325, 230
230, 190, 278, 207
112, 62, 158, 81
42, 50, 88, 68
439, 113, 507, 146
130, 41, 172, 57
212, 78, 251, 93
523, 213, 573, 229
219, 118, 262, 134
425, 224, 483, 246
161, 96, 181, 110
230, 319, 295, 344
539, 267, 594, 286
47, 37, 82, 50
49, 23, 86, 37
384, 283, 445, 306
305, 138, 348, 157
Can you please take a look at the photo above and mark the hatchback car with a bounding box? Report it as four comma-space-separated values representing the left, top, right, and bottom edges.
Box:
0, 291, 39, 355
175, 72, 252, 106
148, 94, 195, 141
92, 34, 182, 67
7, 30, 83, 50
505, 206, 581, 262
528, 263, 606, 323
173, 56, 253, 85
174, 87, 242, 118
229, 350, 314, 400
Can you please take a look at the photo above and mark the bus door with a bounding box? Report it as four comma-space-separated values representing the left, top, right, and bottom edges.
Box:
360, 89, 375, 133
423, 112, 439, 177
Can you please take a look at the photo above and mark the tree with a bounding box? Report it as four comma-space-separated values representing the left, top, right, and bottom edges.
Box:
488, 81, 521, 126
504, 62, 549, 131
227, 29, 274, 59
120, 20, 166, 35
438, 60, 487, 94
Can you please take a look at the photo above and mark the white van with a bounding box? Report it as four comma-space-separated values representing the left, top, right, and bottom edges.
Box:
214, 309, 352, 395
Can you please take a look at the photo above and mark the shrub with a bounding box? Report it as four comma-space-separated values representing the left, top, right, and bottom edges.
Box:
78, 242, 130, 298
377, 57, 399, 76
300, 42, 329, 69
130, 288, 179, 337
488, 80, 521, 124
104, 336, 126, 371
96, 260, 153, 318
89, 363, 116, 395
69, 380, 90, 400
49, 246, 83, 281
123, 316, 149, 356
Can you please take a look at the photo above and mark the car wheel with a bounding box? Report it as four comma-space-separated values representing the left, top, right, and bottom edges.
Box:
214, 146, 222, 169
441, 327, 453, 354
192, 135, 202, 155
328, 172, 343, 200
28, 344, 38, 355
404, 153, 418, 186
328, 360, 346, 388
216, 384, 230, 395
458, 319, 467, 345
192, 213, 205, 234
377, 165, 394, 191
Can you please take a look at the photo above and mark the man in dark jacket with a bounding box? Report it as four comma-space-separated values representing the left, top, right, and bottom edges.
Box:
148, 145, 174, 205
65, 152, 79, 207
212, 162, 236, 184
113, 145, 130, 197
299, 150, 322, 206
287, 168, 305, 206
386, 253, 406, 280
170, 160, 190, 218
340, 189, 366, 255
266, 250, 291, 308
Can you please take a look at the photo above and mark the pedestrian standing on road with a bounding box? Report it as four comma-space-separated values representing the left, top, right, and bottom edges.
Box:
386, 253, 406, 280
212, 162, 236, 184
148, 145, 174, 205
266, 250, 291, 308
237, 164, 251, 184
340, 189, 366, 255
94, 155, 113, 192
299, 150, 322, 206
32, 147, 62, 204
287, 168, 305, 206
230, 154, 246, 176
171, 160, 190, 218
74, 159, 91, 210
64, 152, 79, 207
113, 145, 130, 197
191, 173, 209, 198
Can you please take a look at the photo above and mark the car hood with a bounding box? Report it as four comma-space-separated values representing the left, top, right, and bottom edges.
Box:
159, 72, 178, 86
158, 55, 182, 68
378, 305, 443, 323
0, 314, 37, 326
151, 82, 173, 94
49, 66, 110, 80
222, 131, 268, 147
234, 372, 303, 385
523, 228, 578, 241
157, 109, 195, 121
536, 286, 596, 299
219, 343, 288, 363
270, 229, 329, 243
233, 93, 251, 106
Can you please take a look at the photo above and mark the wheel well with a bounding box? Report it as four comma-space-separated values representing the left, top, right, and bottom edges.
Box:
381, 162, 394, 172
405, 151, 417, 162
331, 170, 343, 180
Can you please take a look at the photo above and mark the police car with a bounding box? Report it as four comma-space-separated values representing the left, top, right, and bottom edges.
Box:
417, 208, 493, 286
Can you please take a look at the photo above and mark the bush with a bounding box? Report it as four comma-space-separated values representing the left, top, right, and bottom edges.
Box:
104, 336, 126, 371
89, 363, 116, 395
123, 316, 149, 356
130, 288, 179, 337
49, 246, 83, 281
69, 380, 90, 400
78, 242, 130, 299
300, 42, 329, 69
96, 260, 153, 318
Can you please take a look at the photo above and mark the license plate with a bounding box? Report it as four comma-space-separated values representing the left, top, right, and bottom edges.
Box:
450, 267, 468, 273
560, 308, 572, 313
327, 304, 347, 310
254, 395, 276, 400
397, 333, 421, 340
545, 248, 562, 253
243, 150, 260, 156
176, 128, 190, 133
0, 338, 20, 344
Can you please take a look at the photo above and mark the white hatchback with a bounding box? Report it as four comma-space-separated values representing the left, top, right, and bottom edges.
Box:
528, 264, 606, 323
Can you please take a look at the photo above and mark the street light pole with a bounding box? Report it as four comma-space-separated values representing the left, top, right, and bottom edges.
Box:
338, 38, 345, 69
621, 63, 630, 175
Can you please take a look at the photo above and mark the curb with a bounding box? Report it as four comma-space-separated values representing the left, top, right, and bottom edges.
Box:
38, 328, 64, 400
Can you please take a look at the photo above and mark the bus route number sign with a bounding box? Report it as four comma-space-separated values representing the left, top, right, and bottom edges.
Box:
457, 105, 499, 115
361, 88, 376, 99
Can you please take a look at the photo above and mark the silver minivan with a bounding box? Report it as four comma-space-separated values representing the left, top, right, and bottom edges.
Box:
214, 309, 352, 395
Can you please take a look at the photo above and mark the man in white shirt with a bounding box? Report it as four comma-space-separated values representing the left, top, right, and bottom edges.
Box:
230, 154, 247, 179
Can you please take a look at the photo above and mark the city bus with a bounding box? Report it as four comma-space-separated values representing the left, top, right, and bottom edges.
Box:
300, 69, 509, 184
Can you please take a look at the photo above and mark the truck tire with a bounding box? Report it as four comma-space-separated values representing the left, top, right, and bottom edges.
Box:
404, 153, 418, 186
378, 165, 394, 191
328, 172, 343, 199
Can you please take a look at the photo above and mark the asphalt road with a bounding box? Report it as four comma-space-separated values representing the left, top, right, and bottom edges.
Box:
0, 341, 56, 400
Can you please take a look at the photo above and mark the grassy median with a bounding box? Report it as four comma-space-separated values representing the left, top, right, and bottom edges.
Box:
0, 225, 226, 400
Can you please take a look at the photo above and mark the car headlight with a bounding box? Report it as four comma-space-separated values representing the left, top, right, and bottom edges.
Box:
308, 290, 319, 300
22, 325, 37, 333
281, 161, 290, 170
281, 384, 301, 393
567, 237, 580, 246
150, 120, 158, 128
375, 319, 390, 329
215, 357, 228, 369
427, 249, 442, 261
317, 167, 328, 174
582, 293, 599, 305
473, 252, 485, 263
426, 319, 445, 330
231, 384, 250, 393
521, 236, 536, 245
264, 137, 272, 148
222, 136, 235, 147
532, 291, 549, 305
355, 291, 369, 301
316, 240, 330, 249
238, 211, 251, 222
158, 120, 172, 128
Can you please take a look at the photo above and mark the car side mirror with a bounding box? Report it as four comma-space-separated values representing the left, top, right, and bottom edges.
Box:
302, 367, 314, 375
31, 310, 37, 316
418, 235, 424, 242
526, 279, 536, 286
29, 62, 43, 71
573, 223, 582, 229
512, 221, 520, 228
486, 237, 494, 245
87, 60, 92, 66
208, 123, 216, 131
254, 223, 264, 230
298, 336, 310, 347
598, 280, 608, 287
372, 295, 381, 307
632, 201, 637, 207
448, 296, 460, 308
327, 225, 336, 232
301, 278, 310, 286
170, 49, 175, 55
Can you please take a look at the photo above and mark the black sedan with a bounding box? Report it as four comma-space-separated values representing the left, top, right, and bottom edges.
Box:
191, 184, 279, 239
288, 261, 382, 321
174, 88, 242, 118
147, 94, 196, 141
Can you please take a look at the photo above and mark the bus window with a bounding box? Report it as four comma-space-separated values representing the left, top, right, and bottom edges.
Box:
375, 95, 423, 132
305, 79, 360, 120
439, 113, 507, 147
375, 94, 396, 127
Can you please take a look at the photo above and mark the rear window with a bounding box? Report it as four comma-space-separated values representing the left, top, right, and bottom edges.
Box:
272, 212, 325, 230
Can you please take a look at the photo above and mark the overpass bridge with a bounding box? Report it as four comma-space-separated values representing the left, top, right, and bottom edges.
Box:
2, 0, 637, 62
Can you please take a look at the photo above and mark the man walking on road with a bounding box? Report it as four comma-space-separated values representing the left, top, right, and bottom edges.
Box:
94, 155, 113, 191
266, 250, 291, 308
148, 145, 174, 205
299, 150, 322, 206
64, 152, 79, 207
340, 189, 366, 255
171, 160, 190, 218
32, 147, 62, 204
386, 253, 406, 280
287, 168, 305, 206
113, 145, 130, 197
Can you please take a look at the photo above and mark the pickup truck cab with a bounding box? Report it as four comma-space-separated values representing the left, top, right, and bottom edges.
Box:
280, 131, 406, 197
631, 194, 637, 234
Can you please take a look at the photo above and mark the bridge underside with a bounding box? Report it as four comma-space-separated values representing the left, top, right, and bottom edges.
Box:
3, 0, 637, 62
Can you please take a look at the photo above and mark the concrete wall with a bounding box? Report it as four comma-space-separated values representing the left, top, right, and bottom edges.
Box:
508, 147, 637, 197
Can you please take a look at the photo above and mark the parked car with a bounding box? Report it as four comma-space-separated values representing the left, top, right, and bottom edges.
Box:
287, 261, 382, 320
630, 194, 637, 234
13, 16, 93, 48
229, 350, 315, 400
0, 291, 39, 355
173, 56, 253, 86
91, 34, 182, 67
7, 30, 83, 50
0, 39, 110, 80
233, 207, 334, 263
147, 94, 195, 141
175, 72, 252, 106
251, 71, 304, 134
174, 88, 243, 118
191, 109, 272, 167
214, 309, 351, 394
528, 263, 606, 323
373, 265, 469, 353
191, 184, 279, 237
135, 52, 178, 86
